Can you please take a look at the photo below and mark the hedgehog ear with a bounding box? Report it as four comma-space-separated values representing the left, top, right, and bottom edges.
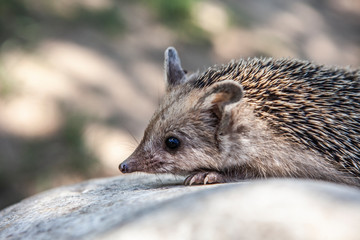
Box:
164, 47, 187, 87
201, 80, 244, 119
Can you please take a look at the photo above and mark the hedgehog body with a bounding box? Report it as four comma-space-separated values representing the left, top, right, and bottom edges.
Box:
119, 47, 360, 187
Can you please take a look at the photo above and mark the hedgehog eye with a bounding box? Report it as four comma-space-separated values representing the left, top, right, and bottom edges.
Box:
165, 137, 180, 150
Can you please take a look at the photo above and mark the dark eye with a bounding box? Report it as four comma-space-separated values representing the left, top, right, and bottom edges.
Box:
165, 137, 180, 150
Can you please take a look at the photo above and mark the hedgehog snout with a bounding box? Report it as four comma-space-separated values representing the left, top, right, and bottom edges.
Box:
119, 162, 129, 173
119, 155, 142, 174
119, 157, 136, 174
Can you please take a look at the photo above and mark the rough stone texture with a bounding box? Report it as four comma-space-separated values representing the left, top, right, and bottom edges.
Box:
1, 174, 360, 240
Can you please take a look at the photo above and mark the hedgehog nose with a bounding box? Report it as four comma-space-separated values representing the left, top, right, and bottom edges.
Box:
119, 162, 129, 173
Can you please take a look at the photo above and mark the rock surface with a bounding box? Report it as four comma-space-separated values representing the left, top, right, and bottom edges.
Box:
1, 174, 360, 240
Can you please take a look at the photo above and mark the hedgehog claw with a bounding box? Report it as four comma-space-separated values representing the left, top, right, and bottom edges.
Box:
184, 172, 225, 185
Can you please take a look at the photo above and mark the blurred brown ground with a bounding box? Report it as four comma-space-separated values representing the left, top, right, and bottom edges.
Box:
0, 0, 359, 209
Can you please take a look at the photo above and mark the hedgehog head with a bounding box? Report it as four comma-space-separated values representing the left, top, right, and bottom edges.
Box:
119, 47, 244, 175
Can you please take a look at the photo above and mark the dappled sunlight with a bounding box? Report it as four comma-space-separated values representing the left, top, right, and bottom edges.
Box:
193, 1, 229, 34
129, 60, 165, 99
305, 34, 338, 64
212, 28, 254, 60
40, 40, 159, 118
51, 0, 113, 17
329, 0, 360, 15
0, 96, 62, 138
84, 123, 136, 175
200, 0, 360, 65
212, 27, 297, 60
40, 40, 120, 85
2, 50, 76, 101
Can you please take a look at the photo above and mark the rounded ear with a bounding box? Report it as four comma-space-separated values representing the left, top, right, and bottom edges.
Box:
164, 47, 186, 87
201, 80, 244, 119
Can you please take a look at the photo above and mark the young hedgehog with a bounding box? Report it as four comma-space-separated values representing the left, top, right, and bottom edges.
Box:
119, 47, 360, 187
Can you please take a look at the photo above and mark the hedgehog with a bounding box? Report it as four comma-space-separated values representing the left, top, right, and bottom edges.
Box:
119, 47, 360, 187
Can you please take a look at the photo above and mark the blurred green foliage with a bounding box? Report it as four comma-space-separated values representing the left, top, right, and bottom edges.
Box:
0, 0, 126, 48
0, 0, 40, 46
227, 6, 253, 28
0, 0, 211, 48
0, 112, 99, 208
21, 113, 97, 176
0, 65, 15, 98
71, 6, 126, 35
62, 113, 98, 174
145, 0, 211, 45
147, 0, 193, 27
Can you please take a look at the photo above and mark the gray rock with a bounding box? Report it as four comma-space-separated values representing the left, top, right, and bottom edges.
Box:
1, 174, 360, 240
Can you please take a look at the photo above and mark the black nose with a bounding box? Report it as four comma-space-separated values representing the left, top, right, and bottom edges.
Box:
119, 162, 129, 173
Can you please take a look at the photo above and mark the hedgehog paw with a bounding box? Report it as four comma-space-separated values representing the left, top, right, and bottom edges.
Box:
184, 172, 225, 185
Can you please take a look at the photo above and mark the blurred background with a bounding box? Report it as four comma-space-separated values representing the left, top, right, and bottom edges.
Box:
0, 0, 359, 209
